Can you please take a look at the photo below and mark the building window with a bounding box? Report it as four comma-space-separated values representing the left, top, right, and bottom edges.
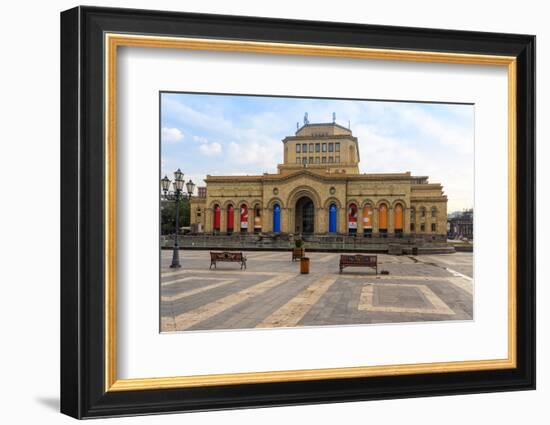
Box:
410, 223, 415, 232
329, 156, 334, 163
431, 207, 437, 217
309, 156, 313, 164
315, 143, 320, 152
431, 223, 437, 232
302, 143, 307, 152
335, 156, 340, 163
322, 143, 327, 152
296, 157, 300, 164
302, 157, 307, 164
296, 144, 301, 153
420, 207, 426, 218
322, 157, 327, 163
315, 157, 320, 164
335, 142, 340, 152
309, 143, 314, 152
410, 208, 415, 221
420, 223, 425, 232
329, 143, 334, 152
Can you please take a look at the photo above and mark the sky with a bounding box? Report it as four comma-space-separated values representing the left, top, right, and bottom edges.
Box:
160, 92, 474, 212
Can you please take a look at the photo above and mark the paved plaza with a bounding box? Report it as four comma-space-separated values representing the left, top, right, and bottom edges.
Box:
160, 250, 473, 332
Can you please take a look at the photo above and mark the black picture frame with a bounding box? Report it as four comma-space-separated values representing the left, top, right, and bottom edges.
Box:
60, 5, 535, 419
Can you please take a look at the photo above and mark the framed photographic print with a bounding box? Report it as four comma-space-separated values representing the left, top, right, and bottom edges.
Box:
60, 6, 535, 419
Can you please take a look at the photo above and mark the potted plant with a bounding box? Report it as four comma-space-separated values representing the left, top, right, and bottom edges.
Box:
292, 237, 305, 261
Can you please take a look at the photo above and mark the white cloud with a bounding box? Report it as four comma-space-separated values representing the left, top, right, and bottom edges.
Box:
192, 135, 208, 144
199, 142, 222, 156
398, 106, 474, 154
161, 127, 184, 142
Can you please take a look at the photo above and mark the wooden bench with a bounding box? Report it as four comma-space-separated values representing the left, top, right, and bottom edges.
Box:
210, 251, 247, 270
339, 254, 377, 274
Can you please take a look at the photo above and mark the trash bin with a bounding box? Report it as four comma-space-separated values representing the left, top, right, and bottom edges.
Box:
300, 257, 310, 274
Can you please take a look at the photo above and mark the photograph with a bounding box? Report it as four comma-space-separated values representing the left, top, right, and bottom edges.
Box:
159, 92, 475, 332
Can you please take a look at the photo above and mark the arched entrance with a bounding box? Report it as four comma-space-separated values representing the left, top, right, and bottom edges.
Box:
295, 196, 315, 234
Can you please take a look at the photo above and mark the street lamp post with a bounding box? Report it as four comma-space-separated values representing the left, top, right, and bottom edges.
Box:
161, 169, 196, 268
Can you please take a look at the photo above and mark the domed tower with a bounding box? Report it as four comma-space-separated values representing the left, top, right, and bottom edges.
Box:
279, 116, 360, 175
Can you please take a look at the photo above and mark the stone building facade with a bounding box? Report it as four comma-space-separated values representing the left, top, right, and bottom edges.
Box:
190, 122, 448, 239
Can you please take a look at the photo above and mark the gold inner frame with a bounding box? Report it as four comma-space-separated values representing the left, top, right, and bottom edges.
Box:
104, 33, 517, 392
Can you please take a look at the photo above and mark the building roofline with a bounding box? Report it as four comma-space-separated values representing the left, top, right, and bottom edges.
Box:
282, 134, 357, 142
205, 169, 421, 183
295, 122, 352, 135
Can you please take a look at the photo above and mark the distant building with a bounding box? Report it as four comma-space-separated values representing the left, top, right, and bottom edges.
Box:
190, 120, 448, 238
447, 209, 473, 240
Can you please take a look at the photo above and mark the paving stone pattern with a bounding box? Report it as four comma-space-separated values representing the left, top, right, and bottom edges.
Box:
160, 250, 473, 332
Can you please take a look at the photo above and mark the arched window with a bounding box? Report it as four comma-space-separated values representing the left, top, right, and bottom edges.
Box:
362, 204, 373, 237
348, 203, 358, 235
273, 204, 281, 233
226, 205, 234, 234
378, 203, 388, 234
240, 204, 248, 233
431, 207, 437, 218
328, 203, 337, 233
394, 204, 403, 236
420, 207, 426, 218
213, 204, 221, 233
253, 204, 262, 234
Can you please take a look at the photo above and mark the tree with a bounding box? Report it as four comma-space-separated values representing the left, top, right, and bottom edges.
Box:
161, 198, 190, 235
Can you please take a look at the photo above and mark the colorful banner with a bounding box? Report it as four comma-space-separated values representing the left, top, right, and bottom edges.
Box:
240, 205, 248, 229
363, 205, 373, 229
379, 204, 388, 229
254, 209, 262, 229
348, 203, 358, 229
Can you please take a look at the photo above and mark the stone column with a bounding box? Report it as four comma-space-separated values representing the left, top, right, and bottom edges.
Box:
283, 207, 290, 233
234, 207, 240, 234
318, 207, 326, 234
284, 207, 292, 233
373, 207, 379, 234
388, 206, 395, 236
338, 206, 347, 234
357, 205, 363, 234
248, 207, 254, 233
264, 207, 272, 233
220, 207, 226, 233
404, 207, 411, 236
204, 208, 212, 233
